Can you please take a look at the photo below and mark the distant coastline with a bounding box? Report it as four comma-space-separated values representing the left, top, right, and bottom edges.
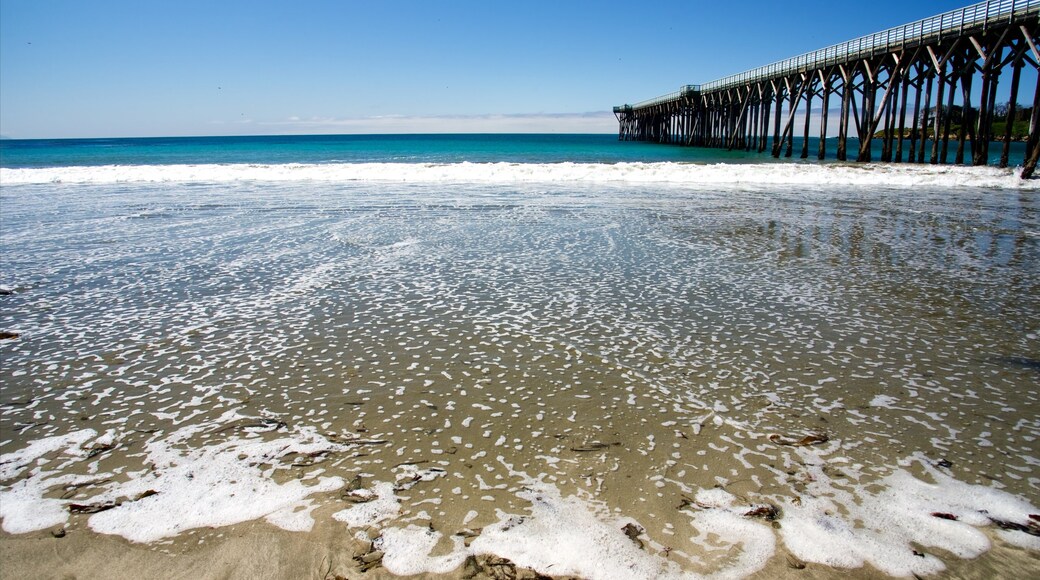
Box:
873, 106, 1034, 142
873, 130, 1030, 142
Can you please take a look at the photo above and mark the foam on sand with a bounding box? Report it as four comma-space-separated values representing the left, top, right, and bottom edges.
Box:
777, 452, 1040, 576
2, 423, 1038, 576
0, 429, 99, 534
368, 461, 693, 580
2, 161, 1036, 189
333, 482, 400, 528
338, 453, 1039, 579
0, 429, 97, 481
0, 419, 346, 542
87, 424, 345, 542
346, 459, 774, 580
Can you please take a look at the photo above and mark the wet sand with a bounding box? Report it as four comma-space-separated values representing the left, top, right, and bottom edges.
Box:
1, 178, 1038, 578
1, 488, 1038, 579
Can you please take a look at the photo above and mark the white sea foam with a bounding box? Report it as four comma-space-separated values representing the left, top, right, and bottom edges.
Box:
345, 452, 1040, 579
333, 482, 400, 528
0, 423, 346, 542
86, 427, 345, 542
359, 459, 776, 579
0, 429, 96, 481
777, 451, 1040, 576
0, 429, 100, 534
368, 473, 689, 580
1, 161, 1036, 189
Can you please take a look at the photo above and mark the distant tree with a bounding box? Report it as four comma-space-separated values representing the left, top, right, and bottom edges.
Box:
1016, 104, 1030, 122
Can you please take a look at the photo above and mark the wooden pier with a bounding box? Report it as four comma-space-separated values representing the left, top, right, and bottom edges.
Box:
614, 0, 1040, 176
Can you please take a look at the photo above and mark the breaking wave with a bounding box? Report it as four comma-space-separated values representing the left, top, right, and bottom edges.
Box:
2, 161, 1037, 189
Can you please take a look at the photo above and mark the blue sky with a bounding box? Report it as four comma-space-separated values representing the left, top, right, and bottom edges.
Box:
1, 0, 975, 138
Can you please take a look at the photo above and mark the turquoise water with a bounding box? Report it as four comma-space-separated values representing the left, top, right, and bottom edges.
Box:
0, 133, 769, 167
2, 133, 1028, 169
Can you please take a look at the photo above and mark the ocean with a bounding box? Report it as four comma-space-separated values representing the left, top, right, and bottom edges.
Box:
0, 134, 1038, 579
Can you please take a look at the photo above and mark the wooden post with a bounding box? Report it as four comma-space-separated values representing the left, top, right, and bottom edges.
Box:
919, 71, 933, 163
976, 56, 1001, 166
676, 104, 683, 145
1001, 56, 1023, 167
909, 68, 923, 162
711, 105, 719, 148
760, 85, 772, 153
942, 75, 956, 163
1022, 71, 1040, 178
704, 104, 712, 147
689, 101, 696, 145
973, 31, 1010, 166
860, 57, 901, 163
716, 104, 723, 148
838, 68, 852, 161
880, 61, 898, 163
785, 77, 797, 157
1023, 138, 1040, 178
801, 80, 813, 158
974, 66, 995, 166
748, 97, 758, 152
882, 75, 896, 162
857, 61, 877, 162
698, 104, 706, 146
750, 101, 757, 151
819, 71, 831, 160
775, 78, 809, 158
686, 101, 693, 145
724, 102, 731, 150
895, 67, 910, 162
772, 82, 784, 155
931, 62, 947, 163
727, 89, 752, 150
736, 101, 743, 151
956, 67, 972, 165
717, 105, 725, 147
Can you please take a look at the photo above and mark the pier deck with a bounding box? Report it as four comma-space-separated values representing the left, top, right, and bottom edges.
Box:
614, 0, 1040, 175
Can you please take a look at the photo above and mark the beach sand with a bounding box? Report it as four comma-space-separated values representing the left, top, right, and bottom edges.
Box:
2, 171, 1038, 578
1, 495, 1037, 579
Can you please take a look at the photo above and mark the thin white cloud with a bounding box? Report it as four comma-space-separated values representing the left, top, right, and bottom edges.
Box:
255, 111, 617, 134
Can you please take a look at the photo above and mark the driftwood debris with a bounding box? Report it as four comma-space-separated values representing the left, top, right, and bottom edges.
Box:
744, 504, 782, 521
986, 513, 1040, 536
67, 489, 159, 514
767, 432, 829, 446
569, 442, 620, 452
622, 522, 645, 549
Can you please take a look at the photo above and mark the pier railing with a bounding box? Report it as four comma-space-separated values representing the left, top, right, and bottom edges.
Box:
619, 0, 1039, 111
701, 0, 1038, 92
620, 85, 702, 112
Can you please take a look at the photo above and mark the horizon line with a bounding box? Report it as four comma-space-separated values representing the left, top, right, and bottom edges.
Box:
0, 130, 621, 142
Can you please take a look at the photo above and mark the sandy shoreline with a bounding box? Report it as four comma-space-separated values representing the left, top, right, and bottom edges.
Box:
2, 176, 1038, 578
2, 517, 1038, 579
2, 357, 1037, 580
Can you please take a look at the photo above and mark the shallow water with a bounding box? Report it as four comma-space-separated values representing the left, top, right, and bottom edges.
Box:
1, 166, 1038, 578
